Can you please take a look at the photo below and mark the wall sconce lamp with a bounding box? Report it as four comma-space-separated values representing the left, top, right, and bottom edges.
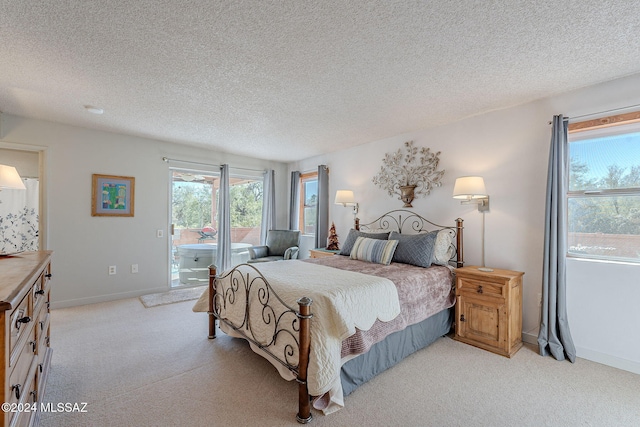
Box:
335, 190, 359, 220
0, 165, 26, 191
452, 176, 489, 212
453, 176, 492, 271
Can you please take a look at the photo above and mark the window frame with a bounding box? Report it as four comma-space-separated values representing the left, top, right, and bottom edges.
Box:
298, 171, 318, 236
566, 112, 640, 263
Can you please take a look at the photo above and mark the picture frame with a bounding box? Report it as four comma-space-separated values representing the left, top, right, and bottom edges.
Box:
91, 174, 135, 217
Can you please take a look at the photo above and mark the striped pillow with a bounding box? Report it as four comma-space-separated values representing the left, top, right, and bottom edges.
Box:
350, 236, 399, 265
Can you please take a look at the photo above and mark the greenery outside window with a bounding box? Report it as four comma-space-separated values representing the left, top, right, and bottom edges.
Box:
299, 172, 318, 235
567, 116, 640, 263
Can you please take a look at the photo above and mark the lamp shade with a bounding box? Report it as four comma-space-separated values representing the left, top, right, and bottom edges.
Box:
0, 165, 26, 190
453, 176, 486, 199
335, 190, 355, 205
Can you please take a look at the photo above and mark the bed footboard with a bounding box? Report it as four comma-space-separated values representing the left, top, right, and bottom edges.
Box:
208, 264, 314, 423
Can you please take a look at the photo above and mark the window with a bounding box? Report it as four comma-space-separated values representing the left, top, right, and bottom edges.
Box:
567, 114, 640, 263
299, 172, 318, 235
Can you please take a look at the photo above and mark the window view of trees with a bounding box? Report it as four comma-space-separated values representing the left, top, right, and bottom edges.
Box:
230, 181, 263, 227
172, 181, 213, 229
568, 133, 640, 261
300, 174, 318, 234
172, 179, 263, 229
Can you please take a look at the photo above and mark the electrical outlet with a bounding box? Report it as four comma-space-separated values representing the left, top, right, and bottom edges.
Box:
131, 264, 138, 274
108, 265, 117, 275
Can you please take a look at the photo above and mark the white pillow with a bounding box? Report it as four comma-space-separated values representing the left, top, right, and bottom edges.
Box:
433, 229, 455, 265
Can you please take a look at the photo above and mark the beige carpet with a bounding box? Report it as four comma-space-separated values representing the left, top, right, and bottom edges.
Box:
41, 297, 640, 427
138, 286, 205, 308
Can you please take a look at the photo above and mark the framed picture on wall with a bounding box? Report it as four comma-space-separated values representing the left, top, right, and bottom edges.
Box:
91, 174, 135, 217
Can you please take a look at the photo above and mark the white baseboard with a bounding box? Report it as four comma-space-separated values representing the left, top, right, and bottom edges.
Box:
522, 331, 538, 345
51, 286, 168, 309
575, 346, 640, 375
521, 331, 639, 376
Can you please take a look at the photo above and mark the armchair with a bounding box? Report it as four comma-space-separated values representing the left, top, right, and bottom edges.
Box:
247, 230, 300, 263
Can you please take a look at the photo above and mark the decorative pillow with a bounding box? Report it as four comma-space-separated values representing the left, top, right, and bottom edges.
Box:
350, 237, 398, 265
388, 231, 437, 268
339, 229, 390, 256
433, 229, 456, 265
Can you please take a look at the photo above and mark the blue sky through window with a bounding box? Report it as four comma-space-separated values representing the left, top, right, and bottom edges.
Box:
570, 132, 640, 181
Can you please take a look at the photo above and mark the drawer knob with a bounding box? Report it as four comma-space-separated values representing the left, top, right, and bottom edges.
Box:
477, 285, 483, 294
17, 316, 31, 325
460, 314, 466, 322
12, 384, 21, 399
45, 273, 52, 278
35, 289, 45, 296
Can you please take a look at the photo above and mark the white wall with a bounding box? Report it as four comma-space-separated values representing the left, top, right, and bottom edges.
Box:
0, 114, 288, 308
290, 73, 640, 374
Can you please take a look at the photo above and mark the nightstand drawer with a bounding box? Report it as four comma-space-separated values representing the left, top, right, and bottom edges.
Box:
457, 277, 504, 299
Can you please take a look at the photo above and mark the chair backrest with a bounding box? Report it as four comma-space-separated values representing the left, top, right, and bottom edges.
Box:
266, 230, 300, 256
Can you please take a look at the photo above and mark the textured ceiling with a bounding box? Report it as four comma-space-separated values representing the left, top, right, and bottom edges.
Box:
2, 1, 640, 162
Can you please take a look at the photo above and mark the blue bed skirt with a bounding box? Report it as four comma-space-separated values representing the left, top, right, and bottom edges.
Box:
341, 307, 453, 396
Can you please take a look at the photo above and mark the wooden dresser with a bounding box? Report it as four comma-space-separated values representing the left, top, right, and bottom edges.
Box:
0, 251, 53, 427
454, 266, 523, 358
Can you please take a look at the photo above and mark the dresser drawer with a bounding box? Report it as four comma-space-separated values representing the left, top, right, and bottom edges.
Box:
32, 271, 50, 314
35, 306, 50, 344
36, 310, 51, 365
8, 327, 36, 407
8, 362, 38, 427
9, 294, 33, 360
457, 276, 505, 299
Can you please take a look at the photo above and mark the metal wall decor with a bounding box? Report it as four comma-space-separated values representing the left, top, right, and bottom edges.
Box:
372, 141, 444, 207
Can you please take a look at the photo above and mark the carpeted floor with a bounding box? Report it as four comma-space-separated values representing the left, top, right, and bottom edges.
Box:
40, 297, 640, 427
138, 286, 205, 308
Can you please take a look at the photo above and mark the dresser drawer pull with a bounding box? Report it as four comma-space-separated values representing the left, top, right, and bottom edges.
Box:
16, 316, 32, 329
30, 340, 37, 353
45, 273, 52, 278
460, 314, 466, 322
477, 286, 483, 294
39, 321, 45, 331
30, 389, 38, 403
39, 363, 43, 373
35, 289, 45, 296
12, 384, 21, 400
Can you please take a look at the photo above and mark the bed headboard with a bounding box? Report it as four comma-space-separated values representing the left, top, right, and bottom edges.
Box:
355, 209, 464, 268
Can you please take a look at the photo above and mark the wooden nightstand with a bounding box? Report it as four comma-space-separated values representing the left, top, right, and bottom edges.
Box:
309, 248, 340, 258
454, 266, 524, 357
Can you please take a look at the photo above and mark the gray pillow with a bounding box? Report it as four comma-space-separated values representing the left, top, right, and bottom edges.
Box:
388, 231, 437, 268
339, 229, 390, 256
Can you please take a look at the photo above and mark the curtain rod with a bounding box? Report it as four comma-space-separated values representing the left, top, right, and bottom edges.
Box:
549, 102, 640, 124
161, 156, 266, 173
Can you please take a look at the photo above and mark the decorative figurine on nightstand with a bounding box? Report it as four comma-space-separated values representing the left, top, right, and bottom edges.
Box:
326, 222, 339, 250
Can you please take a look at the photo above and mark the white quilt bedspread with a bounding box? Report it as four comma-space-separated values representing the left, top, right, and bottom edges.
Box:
195, 260, 400, 413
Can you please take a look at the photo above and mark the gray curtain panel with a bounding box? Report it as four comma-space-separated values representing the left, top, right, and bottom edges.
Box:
537, 115, 576, 363
216, 164, 231, 272
289, 171, 300, 230
260, 169, 276, 244
314, 165, 329, 249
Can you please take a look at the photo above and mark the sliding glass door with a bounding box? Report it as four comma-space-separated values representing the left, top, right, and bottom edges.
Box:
169, 168, 264, 287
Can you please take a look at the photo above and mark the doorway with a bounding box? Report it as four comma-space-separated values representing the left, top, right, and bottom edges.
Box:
169, 168, 264, 287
